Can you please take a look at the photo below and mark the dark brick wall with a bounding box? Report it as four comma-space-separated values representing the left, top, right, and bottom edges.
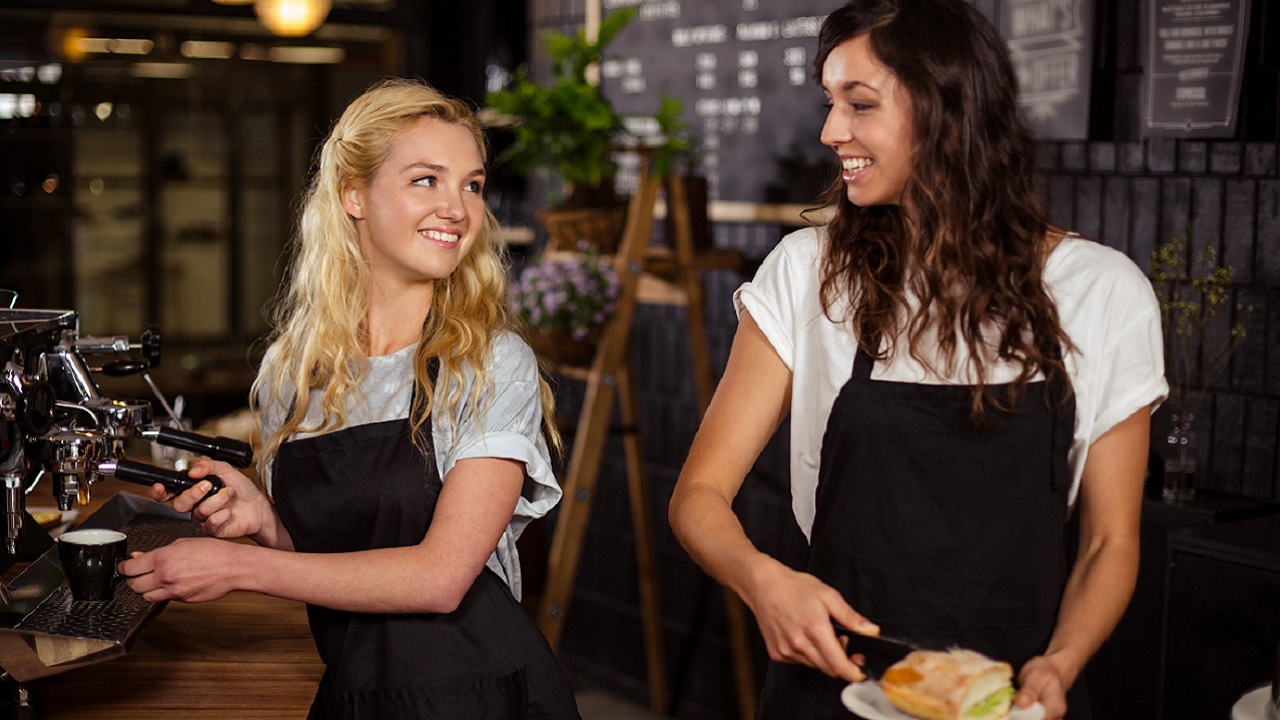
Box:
1036, 140, 1280, 501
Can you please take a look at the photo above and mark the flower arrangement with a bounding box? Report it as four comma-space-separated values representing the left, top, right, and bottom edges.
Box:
510, 242, 620, 354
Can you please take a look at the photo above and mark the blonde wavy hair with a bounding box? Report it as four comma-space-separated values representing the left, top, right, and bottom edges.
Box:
252, 77, 560, 472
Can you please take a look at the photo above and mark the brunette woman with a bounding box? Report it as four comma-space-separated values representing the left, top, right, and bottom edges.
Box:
668, 2, 1166, 718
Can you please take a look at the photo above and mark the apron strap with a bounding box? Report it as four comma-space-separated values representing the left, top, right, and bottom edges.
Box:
1043, 344, 1074, 492
852, 345, 875, 381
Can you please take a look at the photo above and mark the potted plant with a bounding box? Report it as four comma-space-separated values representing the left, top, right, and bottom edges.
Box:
509, 242, 621, 366
485, 7, 689, 252
1148, 230, 1249, 503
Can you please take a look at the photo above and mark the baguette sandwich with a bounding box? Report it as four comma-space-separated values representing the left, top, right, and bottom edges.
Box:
879, 648, 1016, 720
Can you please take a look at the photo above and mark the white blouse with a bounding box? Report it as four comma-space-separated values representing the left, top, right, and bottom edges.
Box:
736, 228, 1169, 538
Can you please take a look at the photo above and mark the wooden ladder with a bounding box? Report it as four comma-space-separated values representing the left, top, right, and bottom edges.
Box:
534, 155, 757, 719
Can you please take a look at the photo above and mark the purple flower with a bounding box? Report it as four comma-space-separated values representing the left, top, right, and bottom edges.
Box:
509, 247, 620, 335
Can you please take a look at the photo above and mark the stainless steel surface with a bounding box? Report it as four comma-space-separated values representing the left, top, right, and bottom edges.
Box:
0, 306, 256, 691
0, 307, 242, 561
1, 476, 20, 556
0, 493, 199, 682
46, 339, 104, 408
0, 310, 75, 341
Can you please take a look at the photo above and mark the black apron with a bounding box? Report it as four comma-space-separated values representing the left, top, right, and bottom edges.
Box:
758, 346, 1090, 719
272, 374, 580, 720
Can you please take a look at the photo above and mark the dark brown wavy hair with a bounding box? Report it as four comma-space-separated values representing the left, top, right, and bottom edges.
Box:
812, 0, 1073, 418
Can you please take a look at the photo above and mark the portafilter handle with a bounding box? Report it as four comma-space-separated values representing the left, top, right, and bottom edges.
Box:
143, 425, 254, 468
97, 458, 225, 500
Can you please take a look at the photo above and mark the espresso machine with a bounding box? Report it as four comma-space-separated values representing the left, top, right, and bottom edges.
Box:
0, 307, 255, 717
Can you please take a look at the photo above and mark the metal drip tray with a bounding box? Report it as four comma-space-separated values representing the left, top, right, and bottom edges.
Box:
14, 587, 150, 641
0, 493, 200, 682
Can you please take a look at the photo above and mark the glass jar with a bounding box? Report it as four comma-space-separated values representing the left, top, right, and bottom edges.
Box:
1162, 412, 1196, 503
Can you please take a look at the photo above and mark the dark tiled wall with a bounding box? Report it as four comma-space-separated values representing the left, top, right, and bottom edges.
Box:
1036, 140, 1280, 501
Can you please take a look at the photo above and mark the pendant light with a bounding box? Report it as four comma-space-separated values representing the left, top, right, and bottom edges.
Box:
253, 0, 332, 37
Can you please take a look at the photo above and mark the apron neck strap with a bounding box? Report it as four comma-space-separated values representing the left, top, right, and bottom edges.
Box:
852, 345, 875, 381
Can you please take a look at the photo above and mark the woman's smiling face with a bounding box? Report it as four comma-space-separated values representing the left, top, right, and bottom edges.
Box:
343, 116, 486, 294
820, 33, 916, 210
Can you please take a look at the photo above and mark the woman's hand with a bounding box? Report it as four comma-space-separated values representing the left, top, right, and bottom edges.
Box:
744, 557, 877, 682
120, 536, 242, 603
147, 458, 291, 550
1016, 655, 1069, 719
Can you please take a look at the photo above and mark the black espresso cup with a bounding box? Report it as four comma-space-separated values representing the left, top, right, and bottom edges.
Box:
57, 529, 128, 602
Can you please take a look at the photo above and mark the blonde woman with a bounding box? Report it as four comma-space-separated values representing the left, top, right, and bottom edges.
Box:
123, 78, 581, 720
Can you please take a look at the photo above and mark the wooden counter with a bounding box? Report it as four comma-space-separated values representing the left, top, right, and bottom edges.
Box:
21, 487, 324, 719
31, 591, 323, 719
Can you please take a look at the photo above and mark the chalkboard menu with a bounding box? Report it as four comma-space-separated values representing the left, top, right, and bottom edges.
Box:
1144, 0, 1250, 137
600, 0, 835, 205
599, 0, 1095, 204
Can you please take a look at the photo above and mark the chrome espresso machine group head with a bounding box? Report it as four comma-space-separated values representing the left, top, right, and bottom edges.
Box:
0, 308, 253, 558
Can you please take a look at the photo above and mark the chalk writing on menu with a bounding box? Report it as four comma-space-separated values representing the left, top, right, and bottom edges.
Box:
999, 0, 1094, 140
599, 0, 1094, 205
601, 0, 835, 205
1144, 0, 1250, 137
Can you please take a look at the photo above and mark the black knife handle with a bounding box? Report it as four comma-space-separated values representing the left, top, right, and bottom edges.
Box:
833, 621, 918, 680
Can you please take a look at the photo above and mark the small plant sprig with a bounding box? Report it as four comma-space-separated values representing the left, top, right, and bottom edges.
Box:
1149, 230, 1248, 422
509, 242, 620, 342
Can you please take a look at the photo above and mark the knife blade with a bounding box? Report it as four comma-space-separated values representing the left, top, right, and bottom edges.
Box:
833, 622, 921, 680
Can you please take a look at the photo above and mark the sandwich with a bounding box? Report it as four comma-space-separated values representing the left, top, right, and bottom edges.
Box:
878, 648, 1016, 720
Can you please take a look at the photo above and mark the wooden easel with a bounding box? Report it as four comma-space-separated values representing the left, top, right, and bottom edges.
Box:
535, 153, 756, 719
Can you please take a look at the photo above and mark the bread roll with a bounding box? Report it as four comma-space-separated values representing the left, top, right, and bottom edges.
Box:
879, 648, 1015, 720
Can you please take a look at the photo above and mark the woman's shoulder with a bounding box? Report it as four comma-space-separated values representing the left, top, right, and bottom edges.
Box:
484, 330, 538, 380
1047, 234, 1159, 316
776, 224, 825, 259
1048, 234, 1153, 292
752, 225, 825, 281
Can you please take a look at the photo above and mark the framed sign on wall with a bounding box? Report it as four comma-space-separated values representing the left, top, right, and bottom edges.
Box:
1144, 0, 1251, 137
998, 0, 1096, 140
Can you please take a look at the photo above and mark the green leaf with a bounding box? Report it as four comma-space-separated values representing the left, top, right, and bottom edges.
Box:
598, 7, 639, 48
965, 687, 1015, 717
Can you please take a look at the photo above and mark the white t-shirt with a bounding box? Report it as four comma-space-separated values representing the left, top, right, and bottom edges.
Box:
735, 227, 1168, 538
257, 331, 560, 600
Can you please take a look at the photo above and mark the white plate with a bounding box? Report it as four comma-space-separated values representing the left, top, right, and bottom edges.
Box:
842, 680, 1045, 720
